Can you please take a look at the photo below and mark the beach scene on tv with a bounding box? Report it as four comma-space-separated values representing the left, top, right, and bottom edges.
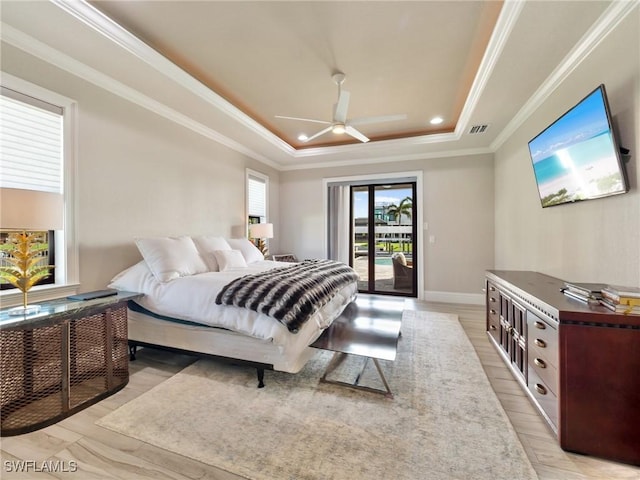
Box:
528, 88, 626, 208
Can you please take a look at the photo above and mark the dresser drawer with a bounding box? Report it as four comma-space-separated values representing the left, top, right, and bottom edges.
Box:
487, 307, 500, 344
486, 282, 500, 343
527, 312, 558, 366
486, 282, 499, 311
528, 345, 558, 394
528, 366, 558, 431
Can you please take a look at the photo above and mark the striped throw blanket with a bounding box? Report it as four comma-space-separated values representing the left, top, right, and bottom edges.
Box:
215, 259, 358, 333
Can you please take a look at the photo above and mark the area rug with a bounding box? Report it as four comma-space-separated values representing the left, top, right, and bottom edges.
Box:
97, 311, 538, 480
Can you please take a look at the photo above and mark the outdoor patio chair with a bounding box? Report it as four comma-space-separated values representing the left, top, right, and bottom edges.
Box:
392, 252, 413, 290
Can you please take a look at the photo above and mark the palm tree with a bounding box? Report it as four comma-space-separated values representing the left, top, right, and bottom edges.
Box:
386, 197, 412, 224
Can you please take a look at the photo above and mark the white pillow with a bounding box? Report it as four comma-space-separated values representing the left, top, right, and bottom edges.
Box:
135, 236, 208, 282
192, 235, 232, 271
108, 261, 156, 293
227, 238, 264, 264
214, 249, 248, 271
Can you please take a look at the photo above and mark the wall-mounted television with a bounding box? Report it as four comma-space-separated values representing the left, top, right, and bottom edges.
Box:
528, 84, 629, 208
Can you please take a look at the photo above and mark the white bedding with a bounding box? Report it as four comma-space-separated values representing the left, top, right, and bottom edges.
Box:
110, 260, 358, 350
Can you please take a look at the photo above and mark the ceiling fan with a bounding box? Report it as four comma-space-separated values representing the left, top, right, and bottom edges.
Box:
275, 72, 407, 143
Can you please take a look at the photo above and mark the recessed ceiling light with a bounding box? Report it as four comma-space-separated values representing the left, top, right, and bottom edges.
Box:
430, 116, 444, 125
298, 134, 308, 141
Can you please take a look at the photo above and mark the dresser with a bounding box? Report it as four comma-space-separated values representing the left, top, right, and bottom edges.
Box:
1, 292, 140, 436
486, 270, 640, 466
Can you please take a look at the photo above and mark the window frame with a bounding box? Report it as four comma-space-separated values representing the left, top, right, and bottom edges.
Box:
0, 73, 79, 306
246, 168, 269, 230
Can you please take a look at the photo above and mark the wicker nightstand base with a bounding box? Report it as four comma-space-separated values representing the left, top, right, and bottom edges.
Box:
1, 302, 130, 436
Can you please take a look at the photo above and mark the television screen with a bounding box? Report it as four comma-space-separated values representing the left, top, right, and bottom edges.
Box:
528, 84, 628, 208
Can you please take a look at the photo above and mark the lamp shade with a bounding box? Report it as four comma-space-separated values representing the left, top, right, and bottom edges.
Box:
0, 188, 64, 230
249, 222, 273, 239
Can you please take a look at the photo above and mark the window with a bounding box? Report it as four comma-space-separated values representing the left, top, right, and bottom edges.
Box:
0, 73, 78, 303
246, 169, 268, 226
0, 88, 62, 290
0, 230, 55, 290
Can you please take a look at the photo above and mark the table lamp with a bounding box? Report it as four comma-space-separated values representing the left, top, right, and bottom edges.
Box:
0, 188, 63, 315
249, 222, 273, 256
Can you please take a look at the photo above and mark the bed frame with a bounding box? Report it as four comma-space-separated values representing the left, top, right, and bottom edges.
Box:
128, 339, 271, 387
125, 298, 344, 388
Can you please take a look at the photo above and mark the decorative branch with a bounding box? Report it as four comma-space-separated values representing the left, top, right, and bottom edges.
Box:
0, 232, 53, 308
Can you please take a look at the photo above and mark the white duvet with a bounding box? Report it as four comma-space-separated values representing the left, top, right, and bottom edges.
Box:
109, 260, 357, 349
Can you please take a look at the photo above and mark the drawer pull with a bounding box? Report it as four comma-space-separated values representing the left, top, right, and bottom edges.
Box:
490, 297, 497, 303
535, 383, 547, 395
534, 321, 546, 330
534, 339, 547, 348
489, 325, 497, 331
489, 286, 496, 292
534, 358, 547, 369
490, 309, 497, 315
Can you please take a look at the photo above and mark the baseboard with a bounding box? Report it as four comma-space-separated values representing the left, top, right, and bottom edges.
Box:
423, 290, 484, 305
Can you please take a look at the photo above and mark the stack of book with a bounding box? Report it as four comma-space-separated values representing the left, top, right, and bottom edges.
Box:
600, 285, 640, 314
562, 282, 605, 305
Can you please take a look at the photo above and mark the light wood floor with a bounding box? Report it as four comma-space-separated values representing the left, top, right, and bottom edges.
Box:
2, 301, 639, 479
410, 301, 640, 480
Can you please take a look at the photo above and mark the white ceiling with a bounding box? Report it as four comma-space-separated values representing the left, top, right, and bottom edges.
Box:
0, 1, 620, 170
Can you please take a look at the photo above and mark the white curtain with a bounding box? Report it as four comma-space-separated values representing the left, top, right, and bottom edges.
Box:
327, 184, 351, 264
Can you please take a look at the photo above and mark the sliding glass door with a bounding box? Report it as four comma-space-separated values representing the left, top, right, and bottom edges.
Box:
351, 182, 417, 297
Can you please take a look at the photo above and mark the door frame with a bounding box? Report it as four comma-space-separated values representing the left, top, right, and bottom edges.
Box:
323, 171, 424, 300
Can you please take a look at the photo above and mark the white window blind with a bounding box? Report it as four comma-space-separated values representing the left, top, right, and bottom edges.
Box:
247, 175, 266, 219
0, 87, 63, 194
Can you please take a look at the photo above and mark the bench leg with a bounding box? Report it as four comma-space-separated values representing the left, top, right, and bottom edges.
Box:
319, 353, 393, 398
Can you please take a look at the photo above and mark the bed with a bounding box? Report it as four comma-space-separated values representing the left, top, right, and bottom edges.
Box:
108, 235, 358, 386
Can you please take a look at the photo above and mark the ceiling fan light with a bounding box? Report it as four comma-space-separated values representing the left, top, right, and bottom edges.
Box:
430, 116, 444, 125
332, 124, 346, 134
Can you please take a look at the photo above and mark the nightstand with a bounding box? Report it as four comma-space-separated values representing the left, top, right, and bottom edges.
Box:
0, 291, 141, 436
271, 254, 298, 262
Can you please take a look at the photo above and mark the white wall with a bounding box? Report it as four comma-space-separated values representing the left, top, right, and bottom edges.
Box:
1, 43, 281, 291
494, 9, 639, 286
279, 154, 495, 299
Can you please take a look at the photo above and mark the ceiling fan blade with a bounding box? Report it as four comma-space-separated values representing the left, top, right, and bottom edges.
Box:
304, 125, 333, 142
333, 90, 350, 123
345, 125, 370, 143
275, 115, 331, 125
348, 113, 407, 127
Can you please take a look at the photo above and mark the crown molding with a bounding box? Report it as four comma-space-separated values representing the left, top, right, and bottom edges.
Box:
50, 0, 296, 157
47, 0, 521, 164
297, 0, 524, 160
281, 146, 493, 171
1, 19, 491, 172
6, 0, 625, 171
0, 22, 280, 170
291, 131, 460, 159
490, 0, 639, 151
454, 0, 525, 138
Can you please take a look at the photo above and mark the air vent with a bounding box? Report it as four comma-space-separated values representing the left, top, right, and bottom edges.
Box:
468, 124, 489, 134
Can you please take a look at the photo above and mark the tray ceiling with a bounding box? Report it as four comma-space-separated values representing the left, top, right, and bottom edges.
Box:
0, 1, 620, 168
